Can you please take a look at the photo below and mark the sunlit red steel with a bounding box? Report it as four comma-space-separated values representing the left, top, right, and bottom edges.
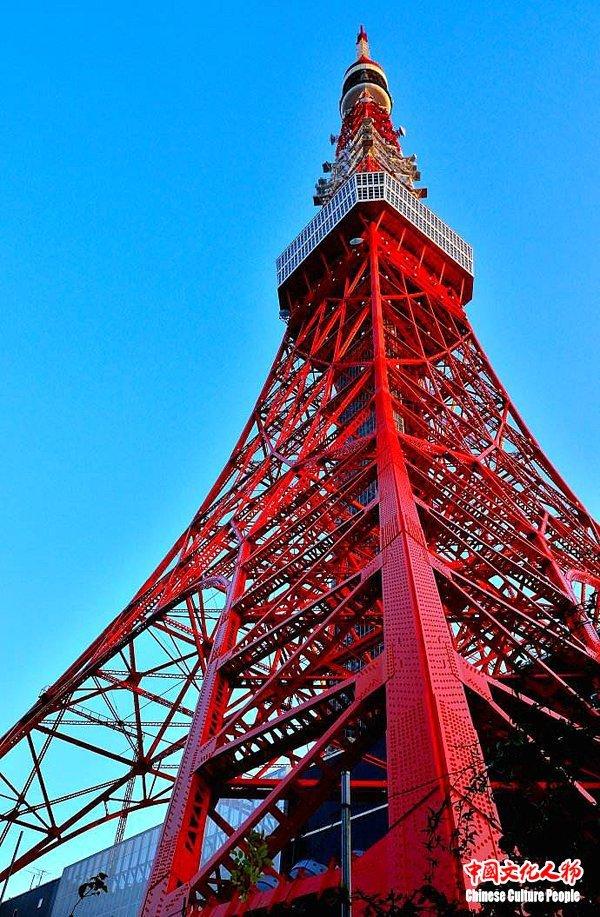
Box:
1, 26, 598, 917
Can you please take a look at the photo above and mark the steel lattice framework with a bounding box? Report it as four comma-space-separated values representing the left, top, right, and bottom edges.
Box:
1, 27, 599, 917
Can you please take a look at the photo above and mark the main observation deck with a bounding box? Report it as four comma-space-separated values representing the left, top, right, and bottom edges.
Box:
276, 171, 473, 293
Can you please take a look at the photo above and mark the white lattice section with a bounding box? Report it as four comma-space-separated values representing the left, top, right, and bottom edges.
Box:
277, 172, 473, 286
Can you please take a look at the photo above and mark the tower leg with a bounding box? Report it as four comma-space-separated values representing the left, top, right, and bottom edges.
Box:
369, 222, 501, 904
140, 548, 249, 917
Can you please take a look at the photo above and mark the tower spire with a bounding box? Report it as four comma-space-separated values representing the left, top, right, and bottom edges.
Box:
356, 23, 370, 59
314, 28, 426, 205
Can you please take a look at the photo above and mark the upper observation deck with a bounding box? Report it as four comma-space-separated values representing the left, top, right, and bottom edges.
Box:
276, 170, 473, 289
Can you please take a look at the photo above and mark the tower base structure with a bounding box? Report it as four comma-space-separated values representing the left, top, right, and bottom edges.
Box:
141, 189, 599, 913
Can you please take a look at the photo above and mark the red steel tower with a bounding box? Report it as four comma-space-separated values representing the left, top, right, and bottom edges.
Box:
1, 27, 599, 916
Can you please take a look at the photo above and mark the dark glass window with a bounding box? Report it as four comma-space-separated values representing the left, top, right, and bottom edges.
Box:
342, 67, 388, 97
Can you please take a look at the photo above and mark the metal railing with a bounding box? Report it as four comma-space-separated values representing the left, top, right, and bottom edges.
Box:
276, 171, 473, 286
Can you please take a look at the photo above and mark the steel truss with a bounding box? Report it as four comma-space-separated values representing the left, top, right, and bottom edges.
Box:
1, 29, 599, 917
135, 213, 598, 914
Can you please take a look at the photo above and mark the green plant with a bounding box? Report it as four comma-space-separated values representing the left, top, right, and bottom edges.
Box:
229, 830, 272, 901
68, 871, 109, 915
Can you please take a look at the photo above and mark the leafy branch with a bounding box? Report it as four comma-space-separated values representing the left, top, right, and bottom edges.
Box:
229, 830, 272, 901
68, 871, 108, 916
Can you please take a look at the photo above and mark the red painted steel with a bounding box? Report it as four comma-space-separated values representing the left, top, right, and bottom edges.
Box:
1, 26, 599, 916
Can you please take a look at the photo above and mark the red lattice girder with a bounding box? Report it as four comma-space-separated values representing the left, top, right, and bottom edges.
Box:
2, 30, 599, 917
136, 211, 599, 915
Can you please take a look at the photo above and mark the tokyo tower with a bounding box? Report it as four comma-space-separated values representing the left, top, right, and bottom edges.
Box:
1, 26, 599, 916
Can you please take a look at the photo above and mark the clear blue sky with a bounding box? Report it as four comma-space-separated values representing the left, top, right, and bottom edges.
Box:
0, 0, 598, 893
